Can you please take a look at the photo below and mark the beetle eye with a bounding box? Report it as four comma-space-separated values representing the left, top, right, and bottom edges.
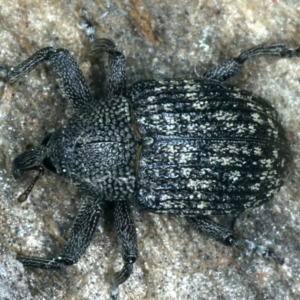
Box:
43, 157, 57, 173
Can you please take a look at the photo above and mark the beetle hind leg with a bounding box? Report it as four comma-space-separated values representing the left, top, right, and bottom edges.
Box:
202, 43, 300, 82
187, 215, 284, 264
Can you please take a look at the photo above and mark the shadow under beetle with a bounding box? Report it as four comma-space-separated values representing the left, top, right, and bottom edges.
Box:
3, 37, 300, 298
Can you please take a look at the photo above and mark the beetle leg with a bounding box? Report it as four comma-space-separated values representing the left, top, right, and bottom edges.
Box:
111, 201, 138, 300
17, 197, 102, 269
78, 13, 126, 97
202, 43, 300, 81
187, 216, 284, 264
90, 38, 126, 97
2, 47, 92, 111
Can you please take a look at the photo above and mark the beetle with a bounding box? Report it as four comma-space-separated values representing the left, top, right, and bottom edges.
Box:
2, 33, 299, 299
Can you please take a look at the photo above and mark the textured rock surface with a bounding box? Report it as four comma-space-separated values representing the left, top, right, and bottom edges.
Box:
0, 1, 300, 299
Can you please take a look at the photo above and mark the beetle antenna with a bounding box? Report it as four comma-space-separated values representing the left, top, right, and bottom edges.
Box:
17, 166, 45, 203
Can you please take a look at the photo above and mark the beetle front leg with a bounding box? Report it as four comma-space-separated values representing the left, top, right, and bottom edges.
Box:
1, 46, 92, 111
111, 201, 138, 300
17, 197, 102, 269
187, 216, 284, 264
79, 12, 126, 97
202, 43, 300, 81
90, 39, 126, 97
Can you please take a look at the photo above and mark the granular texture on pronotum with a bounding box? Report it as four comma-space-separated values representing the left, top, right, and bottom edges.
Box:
2, 33, 299, 299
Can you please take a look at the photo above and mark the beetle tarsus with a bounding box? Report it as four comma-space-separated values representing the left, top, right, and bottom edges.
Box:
16, 256, 63, 270
203, 43, 300, 81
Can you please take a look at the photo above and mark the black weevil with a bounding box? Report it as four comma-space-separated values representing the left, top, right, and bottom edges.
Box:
2, 33, 299, 299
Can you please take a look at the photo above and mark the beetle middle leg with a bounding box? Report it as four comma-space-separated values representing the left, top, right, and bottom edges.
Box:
202, 43, 300, 81
187, 215, 284, 264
